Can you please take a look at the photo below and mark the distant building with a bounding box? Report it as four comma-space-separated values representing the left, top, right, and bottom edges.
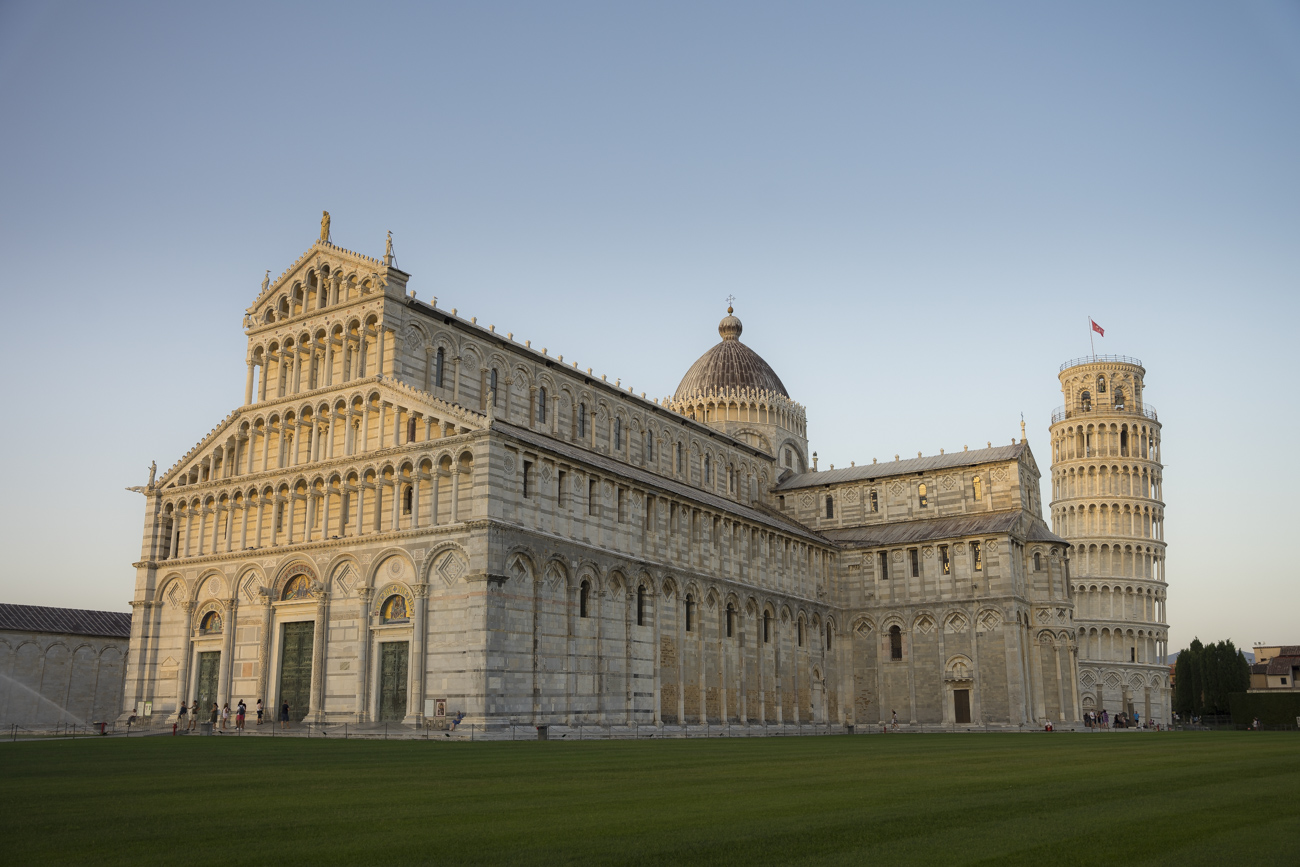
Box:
1250, 645, 1299, 692
0, 604, 131, 726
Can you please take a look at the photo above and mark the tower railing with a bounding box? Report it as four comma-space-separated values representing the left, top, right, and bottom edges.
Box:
1051, 402, 1158, 424
1059, 354, 1144, 372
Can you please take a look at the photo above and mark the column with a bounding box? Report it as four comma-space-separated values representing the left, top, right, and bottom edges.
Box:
309, 590, 330, 723
376, 327, 386, 378
239, 498, 250, 550
355, 588, 373, 723
394, 406, 404, 448
286, 494, 296, 545
452, 356, 462, 404
258, 359, 268, 402
322, 489, 332, 540
411, 475, 421, 527
390, 479, 401, 531
529, 386, 538, 429
174, 603, 195, 717
360, 404, 370, 454
431, 469, 441, 526
217, 598, 236, 708
224, 504, 235, 553
451, 464, 461, 523
377, 403, 388, 451
209, 506, 220, 554
305, 492, 317, 543
291, 344, 302, 393
408, 583, 429, 724
327, 411, 337, 459
245, 361, 255, 405
170, 515, 182, 560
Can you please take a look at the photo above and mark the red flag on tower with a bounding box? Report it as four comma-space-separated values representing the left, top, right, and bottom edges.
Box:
1091, 319, 1105, 337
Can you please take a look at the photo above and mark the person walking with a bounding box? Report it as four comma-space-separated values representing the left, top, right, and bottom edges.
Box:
891, 709, 899, 731
189, 700, 199, 731
256, 698, 264, 726
280, 700, 290, 730
235, 700, 246, 731
209, 702, 219, 734
177, 701, 188, 732
220, 702, 231, 730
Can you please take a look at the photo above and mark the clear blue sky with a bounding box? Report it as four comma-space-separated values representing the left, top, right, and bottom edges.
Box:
1, 1, 1296, 653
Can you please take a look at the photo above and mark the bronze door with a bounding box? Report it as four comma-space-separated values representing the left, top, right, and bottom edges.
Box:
279, 622, 314, 722
378, 641, 409, 722
954, 689, 971, 724
196, 652, 220, 715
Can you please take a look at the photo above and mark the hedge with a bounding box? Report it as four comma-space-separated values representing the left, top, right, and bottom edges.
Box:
1228, 692, 1300, 727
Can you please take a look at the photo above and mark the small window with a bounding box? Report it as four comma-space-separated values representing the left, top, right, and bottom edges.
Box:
435, 347, 445, 389
971, 541, 983, 571
973, 476, 982, 501
577, 403, 587, 438
557, 471, 567, 507
645, 432, 654, 463
199, 611, 222, 634
910, 548, 919, 578
797, 619, 804, 647
1081, 390, 1092, 411
636, 585, 646, 627
579, 580, 590, 618
407, 417, 417, 442
403, 485, 413, 514
940, 545, 950, 574
617, 487, 626, 523
1130, 647, 1136, 662
726, 603, 735, 638
918, 483, 928, 508
490, 369, 500, 406
889, 625, 902, 660
703, 455, 711, 484
1097, 374, 1106, 393
685, 594, 694, 632
522, 460, 533, 498
763, 610, 771, 644
825, 496, 834, 519
826, 626, 833, 650
1033, 552, 1041, 571
613, 417, 622, 451
588, 480, 598, 516
380, 594, 408, 623
879, 551, 889, 580
1114, 388, 1126, 410
537, 387, 547, 424
870, 490, 879, 512
676, 443, 683, 475
784, 448, 792, 468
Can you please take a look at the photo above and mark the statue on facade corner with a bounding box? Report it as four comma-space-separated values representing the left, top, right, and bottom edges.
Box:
148, 460, 157, 486
320, 210, 331, 243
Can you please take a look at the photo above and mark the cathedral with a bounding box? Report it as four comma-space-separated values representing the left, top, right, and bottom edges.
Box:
121, 217, 1089, 733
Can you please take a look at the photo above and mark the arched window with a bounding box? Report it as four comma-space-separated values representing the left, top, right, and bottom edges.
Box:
645, 431, 654, 463
1121, 429, 1129, 454
282, 575, 312, 600
1081, 390, 1092, 411
636, 585, 646, 626
870, 490, 879, 512
1097, 374, 1106, 393
380, 594, 408, 623
579, 580, 590, 618
784, 448, 792, 468
435, 347, 445, 388
685, 594, 694, 633
199, 611, 222, 634
826, 625, 833, 650
577, 403, 587, 438
406, 417, 417, 442
1114, 387, 1125, 410
825, 496, 834, 519
537, 387, 547, 424
613, 417, 622, 451
763, 610, 772, 644
797, 619, 804, 646
1033, 552, 1042, 571
703, 455, 711, 484
889, 625, 902, 660
675, 443, 683, 474
490, 368, 500, 406
918, 483, 928, 508
725, 603, 735, 638
403, 485, 413, 514
973, 476, 983, 501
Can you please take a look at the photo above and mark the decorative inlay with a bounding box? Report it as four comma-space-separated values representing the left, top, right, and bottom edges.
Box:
892, 551, 904, 562
978, 610, 1002, 632
437, 551, 466, 586
540, 465, 552, 483
603, 482, 614, 500
800, 493, 814, 509
941, 475, 955, 490
503, 456, 516, 475
923, 547, 934, 559
914, 614, 935, 634
845, 488, 859, 503
944, 613, 968, 634
889, 482, 903, 496
204, 576, 223, 598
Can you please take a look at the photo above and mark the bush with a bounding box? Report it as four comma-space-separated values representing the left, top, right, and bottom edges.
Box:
1229, 692, 1300, 728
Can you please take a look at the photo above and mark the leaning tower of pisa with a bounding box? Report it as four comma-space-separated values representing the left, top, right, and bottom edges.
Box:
1049, 355, 1170, 725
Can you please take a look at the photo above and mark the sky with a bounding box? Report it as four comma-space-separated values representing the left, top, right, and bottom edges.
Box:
0, 1, 1296, 653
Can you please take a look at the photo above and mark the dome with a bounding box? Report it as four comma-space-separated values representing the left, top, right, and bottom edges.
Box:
674, 307, 788, 400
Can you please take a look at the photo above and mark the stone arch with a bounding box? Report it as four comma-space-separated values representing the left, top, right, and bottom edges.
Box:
273, 560, 319, 599
368, 548, 417, 589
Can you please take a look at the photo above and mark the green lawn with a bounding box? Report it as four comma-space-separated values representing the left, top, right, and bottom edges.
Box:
2, 733, 1296, 866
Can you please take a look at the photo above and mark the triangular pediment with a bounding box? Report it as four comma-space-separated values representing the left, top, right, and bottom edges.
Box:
245, 240, 407, 327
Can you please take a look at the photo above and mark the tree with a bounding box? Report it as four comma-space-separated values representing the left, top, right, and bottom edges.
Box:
1172, 637, 1250, 716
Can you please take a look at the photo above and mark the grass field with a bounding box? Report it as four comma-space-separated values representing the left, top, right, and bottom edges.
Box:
2, 732, 1297, 866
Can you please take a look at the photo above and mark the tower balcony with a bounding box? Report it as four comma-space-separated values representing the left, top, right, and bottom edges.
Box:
1051, 401, 1158, 425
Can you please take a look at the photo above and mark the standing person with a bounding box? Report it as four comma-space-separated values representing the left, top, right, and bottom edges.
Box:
209, 702, 219, 734
177, 701, 188, 731
235, 700, 246, 731
256, 698, 264, 726
220, 702, 231, 730
189, 700, 200, 731
280, 700, 290, 730
891, 709, 899, 731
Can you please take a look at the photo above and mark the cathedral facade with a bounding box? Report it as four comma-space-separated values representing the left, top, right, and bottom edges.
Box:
121, 222, 1080, 732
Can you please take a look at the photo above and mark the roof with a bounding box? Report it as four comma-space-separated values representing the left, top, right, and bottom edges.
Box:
0, 604, 131, 639
674, 311, 788, 399
492, 420, 827, 546
1266, 652, 1300, 676
816, 510, 1067, 549
775, 443, 1027, 491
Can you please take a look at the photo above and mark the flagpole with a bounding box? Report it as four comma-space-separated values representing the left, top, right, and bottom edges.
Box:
1089, 316, 1095, 358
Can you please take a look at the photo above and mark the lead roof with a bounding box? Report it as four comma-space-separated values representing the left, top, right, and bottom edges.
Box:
0, 604, 132, 638
774, 443, 1027, 491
